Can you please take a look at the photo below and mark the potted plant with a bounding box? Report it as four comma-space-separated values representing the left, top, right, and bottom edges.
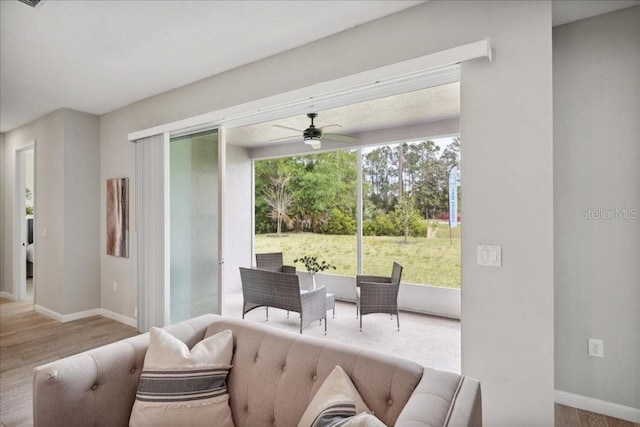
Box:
294, 256, 336, 289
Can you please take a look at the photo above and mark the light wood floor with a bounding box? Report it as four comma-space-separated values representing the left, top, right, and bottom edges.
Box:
0, 283, 138, 427
1, 286, 637, 426
556, 404, 639, 427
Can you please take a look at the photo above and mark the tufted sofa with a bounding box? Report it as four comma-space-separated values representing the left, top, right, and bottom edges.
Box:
33, 314, 482, 426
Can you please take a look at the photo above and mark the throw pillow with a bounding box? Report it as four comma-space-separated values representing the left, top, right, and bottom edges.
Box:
297, 365, 386, 427
129, 328, 235, 427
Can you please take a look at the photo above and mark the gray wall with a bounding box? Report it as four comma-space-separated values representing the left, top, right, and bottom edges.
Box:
554, 7, 640, 408
63, 110, 101, 313
99, 2, 554, 424
0, 109, 100, 314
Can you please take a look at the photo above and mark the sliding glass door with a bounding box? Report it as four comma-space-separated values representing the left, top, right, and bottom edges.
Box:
169, 129, 220, 323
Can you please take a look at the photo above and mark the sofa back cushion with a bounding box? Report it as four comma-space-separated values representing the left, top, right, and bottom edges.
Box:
204, 318, 423, 427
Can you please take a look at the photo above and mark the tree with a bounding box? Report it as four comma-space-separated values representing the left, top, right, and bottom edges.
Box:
264, 175, 293, 236
363, 146, 396, 212
393, 194, 421, 243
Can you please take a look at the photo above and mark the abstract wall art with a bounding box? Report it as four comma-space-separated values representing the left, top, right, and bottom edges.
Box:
106, 177, 129, 258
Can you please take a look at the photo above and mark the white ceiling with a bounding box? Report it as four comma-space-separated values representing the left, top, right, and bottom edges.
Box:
1, 0, 638, 134
0, 0, 423, 133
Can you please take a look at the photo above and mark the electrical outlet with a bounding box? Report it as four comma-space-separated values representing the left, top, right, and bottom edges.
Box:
588, 338, 604, 358
134, 307, 138, 318
112, 281, 118, 292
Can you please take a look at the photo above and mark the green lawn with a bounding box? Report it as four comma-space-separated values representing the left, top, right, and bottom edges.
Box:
255, 224, 461, 288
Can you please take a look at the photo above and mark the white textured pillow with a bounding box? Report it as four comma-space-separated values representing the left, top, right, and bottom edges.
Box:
129, 328, 235, 427
298, 365, 386, 427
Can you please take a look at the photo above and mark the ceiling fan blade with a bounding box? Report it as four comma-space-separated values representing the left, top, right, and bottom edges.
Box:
273, 124, 303, 133
323, 133, 358, 143
270, 135, 302, 143
319, 124, 342, 131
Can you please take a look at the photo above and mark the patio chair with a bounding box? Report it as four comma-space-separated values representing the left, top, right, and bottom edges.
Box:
255, 252, 297, 319
239, 267, 327, 334
255, 252, 296, 273
356, 262, 403, 331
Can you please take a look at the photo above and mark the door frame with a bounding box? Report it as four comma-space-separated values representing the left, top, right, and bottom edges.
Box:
13, 142, 35, 301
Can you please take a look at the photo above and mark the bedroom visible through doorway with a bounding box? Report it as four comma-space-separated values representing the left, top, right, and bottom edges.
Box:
13, 144, 35, 303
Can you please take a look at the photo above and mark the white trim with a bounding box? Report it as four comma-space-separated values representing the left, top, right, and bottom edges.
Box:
99, 308, 138, 328
0, 291, 15, 300
128, 39, 490, 141
33, 304, 137, 328
34, 305, 101, 322
217, 126, 226, 315
555, 389, 640, 423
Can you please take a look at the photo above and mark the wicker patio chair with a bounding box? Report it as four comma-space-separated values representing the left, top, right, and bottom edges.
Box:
255, 252, 296, 274
255, 252, 297, 319
239, 267, 327, 334
356, 262, 403, 331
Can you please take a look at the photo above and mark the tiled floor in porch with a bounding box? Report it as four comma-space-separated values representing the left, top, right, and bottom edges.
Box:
222, 291, 461, 374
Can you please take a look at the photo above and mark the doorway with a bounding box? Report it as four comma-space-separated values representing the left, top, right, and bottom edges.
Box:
13, 143, 35, 303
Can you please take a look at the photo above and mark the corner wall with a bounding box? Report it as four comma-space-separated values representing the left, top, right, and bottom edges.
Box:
554, 7, 640, 412
0, 109, 100, 315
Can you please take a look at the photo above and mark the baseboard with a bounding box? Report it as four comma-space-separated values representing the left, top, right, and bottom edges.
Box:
99, 308, 138, 328
34, 305, 137, 329
34, 304, 65, 321
0, 291, 15, 300
555, 389, 640, 423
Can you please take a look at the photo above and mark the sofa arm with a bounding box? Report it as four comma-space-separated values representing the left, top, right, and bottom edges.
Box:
33, 335, 149, 427
395, 369, 481, 427
33, 314, 221, 427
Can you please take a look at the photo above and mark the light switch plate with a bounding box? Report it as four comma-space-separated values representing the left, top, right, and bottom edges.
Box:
478, 245, 502, 267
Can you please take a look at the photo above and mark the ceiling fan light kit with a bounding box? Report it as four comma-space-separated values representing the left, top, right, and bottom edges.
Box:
303, 113, 322, 147
272, 112, 357, 150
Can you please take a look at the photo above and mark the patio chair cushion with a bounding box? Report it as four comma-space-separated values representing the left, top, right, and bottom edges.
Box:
298, 365, 380, 427
129, 328, 234, 427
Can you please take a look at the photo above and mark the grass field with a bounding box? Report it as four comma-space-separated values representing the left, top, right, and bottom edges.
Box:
255, 224, 461, 288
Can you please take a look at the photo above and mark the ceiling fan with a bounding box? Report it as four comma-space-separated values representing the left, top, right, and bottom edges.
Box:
270, 113, 358, 150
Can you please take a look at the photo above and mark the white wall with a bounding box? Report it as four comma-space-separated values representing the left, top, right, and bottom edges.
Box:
221, 144, 253, 299
459, 3, 554, 426
0, 109, 100, 314
99, 2, 554, 424
554, 7, 640, 411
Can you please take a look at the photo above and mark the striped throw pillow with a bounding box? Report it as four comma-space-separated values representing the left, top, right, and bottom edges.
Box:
298, 366, 386, 427
129, 328, 235, 427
